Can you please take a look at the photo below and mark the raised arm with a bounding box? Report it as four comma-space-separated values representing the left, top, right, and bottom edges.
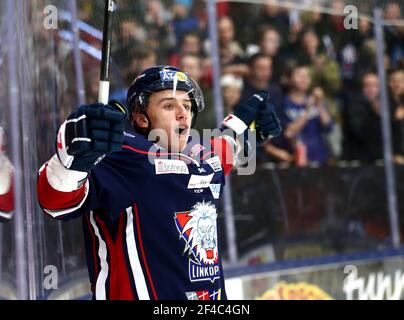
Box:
37, 101, 125, 220
212, 91, 282, 175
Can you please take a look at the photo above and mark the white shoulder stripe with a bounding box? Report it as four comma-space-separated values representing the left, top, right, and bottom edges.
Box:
125, 206, 150, 300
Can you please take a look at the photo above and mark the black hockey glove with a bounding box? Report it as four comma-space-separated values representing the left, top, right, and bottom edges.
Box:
56, 100, 126, 173
255, 103, 282, 144
233, 91, 268, 128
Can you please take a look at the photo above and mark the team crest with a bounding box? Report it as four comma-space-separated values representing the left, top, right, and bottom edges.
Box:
174, 201, 220, 283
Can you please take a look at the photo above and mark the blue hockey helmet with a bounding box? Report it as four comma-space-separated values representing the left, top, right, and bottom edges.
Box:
127, 65, 205, 117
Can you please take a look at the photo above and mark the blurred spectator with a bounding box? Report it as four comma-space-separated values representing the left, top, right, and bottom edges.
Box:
171, 3, 200, 47
246, 26, 283, 82
220, 74, 243, 115
295, 28, 342, 97
340, 19, 375, 93
342, 72, 383, 163
179, 54, 215, 131
300, 6, 323, 35
143, 0, 174, 58
110, 46, 157, 105
255, 0, 290, 40
282, 65, 333, 165
241, 53, 283, 110
384, 2, 404, 67
169, 32, 203, 67
217, 16, 248, 77
318, 0, 353, 53
180, 54, 203, 82
117, 17, 147, 44
388, 67, 404, 164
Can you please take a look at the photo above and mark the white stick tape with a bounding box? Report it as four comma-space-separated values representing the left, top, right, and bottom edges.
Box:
98, 80, 110, 104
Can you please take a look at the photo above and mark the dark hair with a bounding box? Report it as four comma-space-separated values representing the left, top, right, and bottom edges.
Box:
180, 32, 201, 45
280, 61, 311, 93
248, 52, 272, 67
388, 66, 404, 77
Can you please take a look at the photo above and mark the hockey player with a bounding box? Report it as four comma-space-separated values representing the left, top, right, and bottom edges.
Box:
0, 127, 14, 222
37, 66, 281, 300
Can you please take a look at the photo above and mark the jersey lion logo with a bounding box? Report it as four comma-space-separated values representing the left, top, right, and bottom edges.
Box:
174, 201, 220, 283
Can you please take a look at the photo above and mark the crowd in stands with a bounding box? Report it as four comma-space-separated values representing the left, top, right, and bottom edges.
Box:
75, 0, 404, 167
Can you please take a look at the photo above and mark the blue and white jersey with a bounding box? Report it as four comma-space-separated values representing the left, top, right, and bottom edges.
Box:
38, 131, 230, 300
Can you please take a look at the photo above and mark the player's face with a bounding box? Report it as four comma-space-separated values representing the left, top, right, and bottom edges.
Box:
147, 90, 193, 152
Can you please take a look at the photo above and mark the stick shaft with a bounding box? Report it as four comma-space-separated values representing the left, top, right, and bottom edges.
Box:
98, 0, 115, 104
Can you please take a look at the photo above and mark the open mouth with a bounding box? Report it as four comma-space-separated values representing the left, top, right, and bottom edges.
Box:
175, 126, 189, 136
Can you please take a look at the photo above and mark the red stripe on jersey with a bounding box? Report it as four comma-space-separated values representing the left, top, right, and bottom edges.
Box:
95, 214, 135, 300
210, 137, 234, 176
122, 145, 170, 157
37, 164, 86, 210
0, 173, 14, 212
133, 204, 159, 300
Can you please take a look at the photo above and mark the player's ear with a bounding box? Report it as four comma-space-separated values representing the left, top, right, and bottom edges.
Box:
133, 111, 149, 129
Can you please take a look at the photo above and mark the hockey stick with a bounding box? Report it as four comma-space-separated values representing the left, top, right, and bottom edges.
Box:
98, 0, 126, 116
98, 0, 115, 104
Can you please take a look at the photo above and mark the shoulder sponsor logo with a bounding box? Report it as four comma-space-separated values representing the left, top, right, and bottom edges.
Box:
155, 159, 189, 175
187, 174, 214, 189
209, 184, 221, 199
206, 156, 222, 172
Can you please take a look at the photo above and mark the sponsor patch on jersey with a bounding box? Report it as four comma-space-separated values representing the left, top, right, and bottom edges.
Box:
206, 156, 222, 172
159, 70, 188, 82
209, 184, 221, 199
155, 159, 189, 175
187, 174, 214, 189
174, 201, 220, 283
